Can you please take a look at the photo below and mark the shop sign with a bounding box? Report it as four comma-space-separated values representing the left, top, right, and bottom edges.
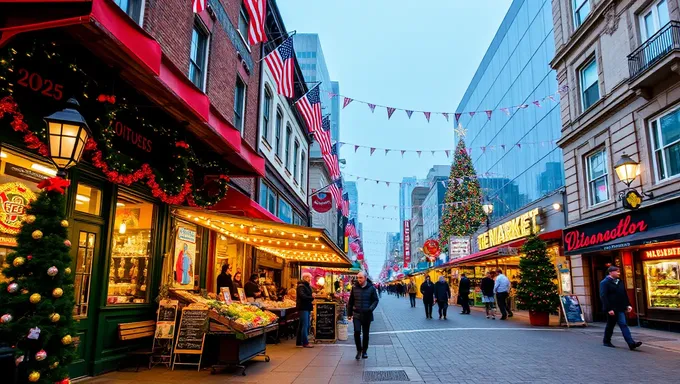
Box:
449, 236, 470, 260
312, 192, 332, 213
174, 224, 197, 290
3, 163, 49, 184
403, 220, 411, 267
478, 208, 541, 250
498, 246, 518, 256
564, 215, 647, 253
642, 247, 680, 260
622, 190, 643, 210
0, 182, 37, 235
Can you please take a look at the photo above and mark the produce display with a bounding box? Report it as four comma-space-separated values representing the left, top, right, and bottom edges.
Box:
261, 299, 296, 309
207, 300, 278, 329
653, 279, 680, 286
645, 260, 680, 309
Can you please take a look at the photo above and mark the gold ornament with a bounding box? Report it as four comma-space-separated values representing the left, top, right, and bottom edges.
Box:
24, 215, 36, 224
52, 288, 63, 298
61, 334, 72, 345
31, 230, 43, 240
60, 220, 69, 227
64, 267, 72, 275
50, 313, 61, 323
49, 361, 59, 369
29, 293, 41, 304
28, 371, 40, 382
12, 257, 25, 267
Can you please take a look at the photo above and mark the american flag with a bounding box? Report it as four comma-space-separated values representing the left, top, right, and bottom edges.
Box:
323, 142, 341, 180
192, 0, 206, 13
264, 37, 295, 97
341, 192, 350, 217
245, 0, 267, 45
345, 218, 358, 238
316, 115, 333, 157
296, 84, 322, 133
328, 178, 343, 210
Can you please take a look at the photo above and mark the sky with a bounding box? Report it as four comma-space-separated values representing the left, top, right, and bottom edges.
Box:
277, 0, 514, 276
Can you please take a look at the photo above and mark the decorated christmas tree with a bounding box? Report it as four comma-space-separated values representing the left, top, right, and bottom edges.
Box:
0, 177, 76, 384
439, 136, 485, 247
516, 233, 560, 314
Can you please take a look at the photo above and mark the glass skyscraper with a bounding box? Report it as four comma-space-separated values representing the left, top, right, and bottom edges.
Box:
455, 0, 563, 222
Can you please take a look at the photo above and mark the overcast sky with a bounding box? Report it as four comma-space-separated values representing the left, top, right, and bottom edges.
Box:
278, 0, 513, 276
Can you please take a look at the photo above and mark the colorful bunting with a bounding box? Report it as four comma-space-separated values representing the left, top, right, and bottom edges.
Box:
405, 110, 414, 119
343, 97, 353, 108
424, 112, 431, 122
368, 103, 376, 112
387, 107, 396, 119
485, 110, 492, 120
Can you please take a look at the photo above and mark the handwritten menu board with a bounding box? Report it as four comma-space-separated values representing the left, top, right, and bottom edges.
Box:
314, 302, 337, 341
174, 304, 208, 354
560, 295, 586, 327
155, 300, 178, 340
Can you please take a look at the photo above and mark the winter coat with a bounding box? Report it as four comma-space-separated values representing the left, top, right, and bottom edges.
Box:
216, 273, 233, 293
347, 280, 379, 323
244, 281, 260, 298
458, 277, 471, 297
434, 281, 451, 302
420, 281, 435, 303
296, 280, 314, 311
480, 277, 495, 297
600, 276, 631, 312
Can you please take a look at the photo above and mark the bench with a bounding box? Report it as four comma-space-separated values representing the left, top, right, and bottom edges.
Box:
117, 320, 155, 371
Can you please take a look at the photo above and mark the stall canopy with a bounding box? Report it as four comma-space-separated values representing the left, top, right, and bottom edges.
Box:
174, 208, 351, 267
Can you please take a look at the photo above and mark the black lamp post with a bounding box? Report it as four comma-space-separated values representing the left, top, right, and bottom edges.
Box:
482, 199, 494, 229
43, 98, 91, 178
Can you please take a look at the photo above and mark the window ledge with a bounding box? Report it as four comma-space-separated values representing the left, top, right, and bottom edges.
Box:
261, 139, 272, 152
236, 31, 252, 53
648, 173, 680, 192
285, 169, 292, 177
274, 155, 283, 166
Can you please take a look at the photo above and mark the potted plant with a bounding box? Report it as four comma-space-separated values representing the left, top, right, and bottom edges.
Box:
516, 233, 560, 326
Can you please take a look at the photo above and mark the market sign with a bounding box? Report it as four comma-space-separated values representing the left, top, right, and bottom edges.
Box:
312, 192, 332, 213
642, 247, 680, 260
0, 182, 37, 235
403, 220, 411, 267
449, 236, 469, 260
478, 208, 541, 250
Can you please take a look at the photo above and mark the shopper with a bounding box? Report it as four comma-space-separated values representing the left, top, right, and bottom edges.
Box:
601, 266, 642, 350
481, 271, 496, 319
347, 271, 379, 360
296, 272, 315, 348
244, 273, 262, 299
435, 276, 451, 319
458, 273, 471, 315
494, 269, 511, 320
407, 278, 417, 308
420, 275, 435, 319
231, 271, 243, 300
216, 264, 232, 295
396, 282, 403, 298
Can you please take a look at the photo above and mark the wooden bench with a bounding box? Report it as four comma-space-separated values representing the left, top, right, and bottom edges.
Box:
117, 320, 155, 371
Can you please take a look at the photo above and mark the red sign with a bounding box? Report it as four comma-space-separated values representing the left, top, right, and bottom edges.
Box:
312, 192, 332, 213
423, 239, 440, 257
403, 220, 411, 267
392, 265, 399, 272
564, 215, 648, 253
642, 247, 680, 260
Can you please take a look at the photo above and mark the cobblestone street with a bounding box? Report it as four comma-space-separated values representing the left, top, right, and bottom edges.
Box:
85, 294, 680, 384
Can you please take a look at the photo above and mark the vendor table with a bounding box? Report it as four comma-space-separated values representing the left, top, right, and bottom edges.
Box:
208, 323, 278, 376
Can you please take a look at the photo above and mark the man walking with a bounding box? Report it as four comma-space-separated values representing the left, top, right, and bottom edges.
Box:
407, 278, 417, 307
435, 276, 451, 319
347, 271, 379, 359
601, 266, 642, 350
296, 272, 315, 348
494, 269, 511, 320
458, 273, 471, 315
420, 275, 435, 319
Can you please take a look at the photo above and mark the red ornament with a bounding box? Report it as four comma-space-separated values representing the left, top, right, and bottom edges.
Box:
175, 141, 190, 149
27, 255, 32, 260
423, 239, 440, 257
37, 177, 71, 194
96, 94, 116, 104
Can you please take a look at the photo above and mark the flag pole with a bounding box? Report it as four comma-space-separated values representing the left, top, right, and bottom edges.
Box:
294, 82, 322, 105
309, 178, 340, 197
256, 30, 296, 64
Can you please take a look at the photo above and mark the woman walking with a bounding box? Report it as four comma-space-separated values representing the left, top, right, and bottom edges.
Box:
481, 271, 497, 319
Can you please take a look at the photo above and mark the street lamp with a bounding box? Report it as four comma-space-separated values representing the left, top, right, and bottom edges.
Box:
44, 98, 91, 178
614, 153, 640, 187
482, 199, 494, 229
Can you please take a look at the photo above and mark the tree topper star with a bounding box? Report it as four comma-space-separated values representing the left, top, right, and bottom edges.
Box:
454, 123, 467, 138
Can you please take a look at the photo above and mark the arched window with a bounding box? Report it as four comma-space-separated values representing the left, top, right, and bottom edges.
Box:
263, 86, 273, 143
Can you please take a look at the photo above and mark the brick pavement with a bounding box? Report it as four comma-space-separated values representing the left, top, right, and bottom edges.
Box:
83, 294, 680, 384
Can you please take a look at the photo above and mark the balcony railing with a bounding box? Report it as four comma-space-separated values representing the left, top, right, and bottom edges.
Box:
628, 21, 680, 79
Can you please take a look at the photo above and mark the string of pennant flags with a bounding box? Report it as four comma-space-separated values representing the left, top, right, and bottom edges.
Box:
338, 139, 559, 158
327, 85, 568, 123
342, 171, 511, 188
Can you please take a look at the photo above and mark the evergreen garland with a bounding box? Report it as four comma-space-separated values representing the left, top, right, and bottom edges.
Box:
516, 233, 560, 314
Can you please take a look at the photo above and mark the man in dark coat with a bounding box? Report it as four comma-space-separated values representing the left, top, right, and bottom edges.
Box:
420, 275, 435, 319
296, 272, 315, 348
347, 272, 379, 360
458, 273, 471, 315
435, 276, 451, 319
601, 266, 642, 350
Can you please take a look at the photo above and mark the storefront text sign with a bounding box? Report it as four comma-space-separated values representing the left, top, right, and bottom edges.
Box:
449, 236, 470, 259
312, 192, 332, 213
403, 220, 411, 267
642, 247, 680, 260
564, 215, 647, 253
0, 182, 37, 236
477, 208, 541, 250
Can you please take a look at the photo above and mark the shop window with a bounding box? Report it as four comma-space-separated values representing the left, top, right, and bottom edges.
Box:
644, 259, 680, 308
114, 0, 144, 26
263, 87, 273, 143
572, 0, 590, 28
107, 192, 156, 305
189, 19, 210, 91
586, 149, 609, 206
580, 58, 599, 111
278, 198, 292, 224
234, 76, 247, 133
73, 230, 95, 318
650, 107, 680, 181
74, 184, 102, 216
259, 180, 277, 214
238, 4, 250, 46
213, 234, 245, 293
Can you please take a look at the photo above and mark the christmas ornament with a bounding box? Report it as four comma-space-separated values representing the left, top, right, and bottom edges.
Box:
52, 287, 63, 298
1, 314, 12, 323
7, 282, 18, 293
50, 313, 61, 322
55, 378, 71, 384
64, 267, 72, 275
29, 293, 41, 304
49, 361, 59, 369
32, 230, 43, 239
61, 219, 69, 227
35, 350, 47, 361
27, 327, 41, 340
28, 371, 40, 382
12, 257, 25, 267
15, 355, 24, 366
24, 215, 36, 224
37, 177, 70, 194
21, 289, 29, 295
61, 334, 72, 345
47, 266, 59, 277
64, 239, 71, 247
27, 255, 32, 260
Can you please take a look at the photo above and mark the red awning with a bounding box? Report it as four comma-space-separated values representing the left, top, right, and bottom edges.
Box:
0, 0, 265, 177
209, 187, 282, 223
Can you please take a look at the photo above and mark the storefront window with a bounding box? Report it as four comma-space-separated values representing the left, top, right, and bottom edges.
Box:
107, 192, 156, 305
74, 184, 102, 215
212, 233, 245, 293
73, 230, 95, 317
644, 259, 680, 309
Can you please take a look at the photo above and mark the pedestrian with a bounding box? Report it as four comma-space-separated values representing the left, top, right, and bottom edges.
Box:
435, 276, 451, 319
458, 273, 471, 315
296, 272, 315, 348
481, 271, 496, 319
216, 264, 232, 294
244, 273, 262, 299
420, 275, 435, 319
601, 266, 642, 350
347, 271, 379, 360
397, 282, 404, 298
494, 269, 511, 320
407, 278, 417, 307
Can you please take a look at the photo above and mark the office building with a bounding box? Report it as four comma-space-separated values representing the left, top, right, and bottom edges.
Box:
410, 186, 430, 270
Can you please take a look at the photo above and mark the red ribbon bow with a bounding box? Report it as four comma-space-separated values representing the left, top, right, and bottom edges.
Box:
37, 177, 71, 194
96, 94, 116, 104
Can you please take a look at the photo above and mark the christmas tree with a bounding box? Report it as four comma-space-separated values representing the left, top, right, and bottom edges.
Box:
0, 177, 76, 384
439, 137, 485, 247
516, 233, 560, 314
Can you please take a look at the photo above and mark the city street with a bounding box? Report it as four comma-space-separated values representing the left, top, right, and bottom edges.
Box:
85, 294, 680, 384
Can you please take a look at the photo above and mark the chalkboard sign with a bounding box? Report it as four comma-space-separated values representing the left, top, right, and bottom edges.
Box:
314, 302, 337, 342
560, 295, 586, 327
174, 304, 208, 354
155, 300, 178, 340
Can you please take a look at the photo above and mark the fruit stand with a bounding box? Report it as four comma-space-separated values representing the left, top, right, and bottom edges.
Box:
261, 299, 298, 342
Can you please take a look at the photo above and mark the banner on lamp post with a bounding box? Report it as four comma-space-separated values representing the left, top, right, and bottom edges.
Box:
449, 236, 470, 260
403, 220, 411, 268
